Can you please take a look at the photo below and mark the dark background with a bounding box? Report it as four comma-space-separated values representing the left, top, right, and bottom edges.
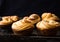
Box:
0, 0, 60, 17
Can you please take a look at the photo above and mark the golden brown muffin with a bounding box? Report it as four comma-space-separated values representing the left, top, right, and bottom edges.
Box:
41, 13, 60, 21
27, 14, 40, 24
12, 16, 34, 35
12, 14, 40, 35
0, 15, 19, 28
36, 20, 60, 36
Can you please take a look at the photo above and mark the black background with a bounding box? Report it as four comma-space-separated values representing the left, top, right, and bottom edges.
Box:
0, 0, 60, 17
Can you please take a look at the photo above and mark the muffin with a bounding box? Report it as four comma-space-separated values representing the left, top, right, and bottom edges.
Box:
36, 20, 60, 36
41, 13, 60, 21
0, 15, 19, 33
12, 14, 40, 35
12, 16, 34, 35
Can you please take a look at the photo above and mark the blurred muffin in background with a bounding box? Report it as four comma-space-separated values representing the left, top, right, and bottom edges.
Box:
0, 15, 19, 33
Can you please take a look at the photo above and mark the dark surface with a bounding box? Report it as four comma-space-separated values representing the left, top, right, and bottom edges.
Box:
0, 35, 60, 42
0, 24, 60, 42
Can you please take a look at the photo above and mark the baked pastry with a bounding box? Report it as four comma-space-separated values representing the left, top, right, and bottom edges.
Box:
27, 14, 40, 24
2, 15, 19, 22
36, 20, 60, 36
0, 15, 19, 28
12, 14, 40, 35
41, 13, 60, 21
12, 16, 34, 35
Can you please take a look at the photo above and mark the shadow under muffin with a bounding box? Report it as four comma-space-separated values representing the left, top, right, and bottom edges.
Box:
0, 24, 13, 33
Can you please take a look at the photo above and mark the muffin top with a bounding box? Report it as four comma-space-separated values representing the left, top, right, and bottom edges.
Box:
0, 15, 19, 25
36, 20, 60, 30
41, 13, 60, 21
2, 15, 19, 22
